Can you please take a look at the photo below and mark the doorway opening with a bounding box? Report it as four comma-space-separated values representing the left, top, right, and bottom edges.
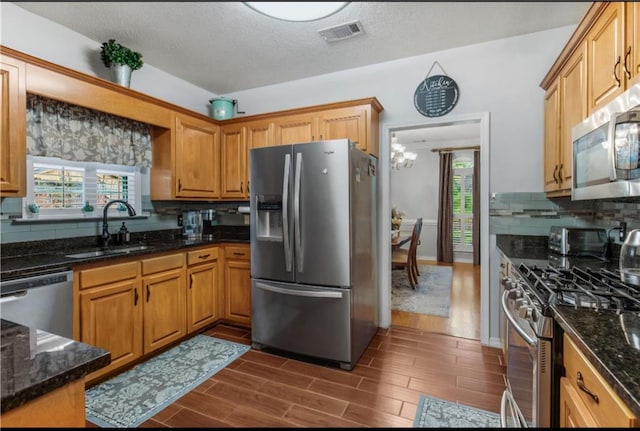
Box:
379, 113, 490, 344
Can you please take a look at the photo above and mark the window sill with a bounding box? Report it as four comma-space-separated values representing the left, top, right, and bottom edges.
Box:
11, 213, 150, 224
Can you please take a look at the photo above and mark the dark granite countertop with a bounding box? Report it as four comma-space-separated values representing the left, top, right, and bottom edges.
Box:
1, 227, 250, 281
0, 319, 110, 413
496, 234, 640, 418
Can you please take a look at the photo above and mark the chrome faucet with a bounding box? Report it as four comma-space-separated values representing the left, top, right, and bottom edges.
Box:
102, 199, 136, 247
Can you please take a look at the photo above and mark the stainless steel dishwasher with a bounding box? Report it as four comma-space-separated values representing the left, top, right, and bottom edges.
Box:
0, 270, 74, 338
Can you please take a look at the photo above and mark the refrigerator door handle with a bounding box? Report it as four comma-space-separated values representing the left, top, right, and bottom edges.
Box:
294, 151, 303, 272
255, 282, 343, 298
283, 153, 292, 272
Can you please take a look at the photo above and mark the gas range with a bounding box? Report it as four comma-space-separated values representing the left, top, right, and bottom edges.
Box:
516, 263, 640, 314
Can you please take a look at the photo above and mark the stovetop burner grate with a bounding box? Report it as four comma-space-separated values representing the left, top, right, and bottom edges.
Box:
517, 263, 640, 313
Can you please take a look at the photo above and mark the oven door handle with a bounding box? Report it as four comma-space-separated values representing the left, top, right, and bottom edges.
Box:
500, 389, 529, 427
501, 290, 537, 347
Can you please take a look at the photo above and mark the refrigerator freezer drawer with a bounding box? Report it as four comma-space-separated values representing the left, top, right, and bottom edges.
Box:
251, 279, 351, 365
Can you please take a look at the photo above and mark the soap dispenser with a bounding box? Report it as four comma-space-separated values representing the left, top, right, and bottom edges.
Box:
118, 222, 130, 244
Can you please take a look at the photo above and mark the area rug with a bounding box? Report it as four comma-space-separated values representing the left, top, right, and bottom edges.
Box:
392, 264, 452, 317
85, 334, 250, 428
413, 394, 501, 427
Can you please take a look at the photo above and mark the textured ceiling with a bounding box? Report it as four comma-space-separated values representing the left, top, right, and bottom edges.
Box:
12, 2, 590, 95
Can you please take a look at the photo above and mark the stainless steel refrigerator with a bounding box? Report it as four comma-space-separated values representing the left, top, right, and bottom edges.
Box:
249, 138, 378, 370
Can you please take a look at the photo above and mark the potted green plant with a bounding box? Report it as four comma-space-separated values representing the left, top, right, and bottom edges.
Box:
81, 201, 95, 217
100, 39, 144, 87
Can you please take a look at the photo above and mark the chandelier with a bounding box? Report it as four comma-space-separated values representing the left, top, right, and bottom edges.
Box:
390, 133, 417, 169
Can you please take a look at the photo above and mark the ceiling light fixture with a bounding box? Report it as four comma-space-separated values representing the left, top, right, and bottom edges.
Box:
244, 2, 349, 22
390, 133, 417, 170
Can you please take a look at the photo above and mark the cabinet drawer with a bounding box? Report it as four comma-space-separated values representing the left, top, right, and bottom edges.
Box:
563, 334, 636, 427
141, 253, 185, 275
78, 261, 138, 289
187, 247, 219, 265
225, 245, 250, 260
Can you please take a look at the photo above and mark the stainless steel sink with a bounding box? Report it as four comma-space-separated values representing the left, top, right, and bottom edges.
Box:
116, 245, 152, 253
65, 245, 152, 259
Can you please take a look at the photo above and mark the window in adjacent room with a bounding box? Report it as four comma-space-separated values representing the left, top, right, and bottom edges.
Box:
452, 152, 474, 253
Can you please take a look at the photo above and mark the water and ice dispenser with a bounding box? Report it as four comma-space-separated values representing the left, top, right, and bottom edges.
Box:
256, 196, 283, 242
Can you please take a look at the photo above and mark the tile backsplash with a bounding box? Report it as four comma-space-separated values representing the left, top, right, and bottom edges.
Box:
0, 196, 250, 244
489, 192, 640, 243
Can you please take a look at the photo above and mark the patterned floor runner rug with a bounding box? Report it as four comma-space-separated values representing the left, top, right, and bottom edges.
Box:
413, 394, 501, 427
392, 264, 453, 317
85, 334, 250, 428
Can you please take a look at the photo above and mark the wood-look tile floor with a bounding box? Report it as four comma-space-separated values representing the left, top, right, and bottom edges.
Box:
88, 261, 504, 428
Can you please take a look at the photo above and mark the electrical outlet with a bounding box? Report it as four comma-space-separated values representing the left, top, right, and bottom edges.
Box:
620, 221, 627, 242
177, 214, 183, 227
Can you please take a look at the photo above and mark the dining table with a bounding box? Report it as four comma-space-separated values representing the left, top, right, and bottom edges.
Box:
391, 230, 410, 250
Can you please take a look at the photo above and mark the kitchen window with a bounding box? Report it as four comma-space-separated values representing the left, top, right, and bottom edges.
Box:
23, 155, 141, 218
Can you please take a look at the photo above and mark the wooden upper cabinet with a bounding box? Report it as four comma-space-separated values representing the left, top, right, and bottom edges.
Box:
543, 44, 587, 196
586, 2, 625, 112
174, 113, 220, 199
220, 123, 247, 199
627, 1, 640, 86
274, 112, 319, 145
245, 119, 275, 150
319, 106, 368, 153
0, 55, 26, 197
559, 43, 587, 191
543, 80, 561, 193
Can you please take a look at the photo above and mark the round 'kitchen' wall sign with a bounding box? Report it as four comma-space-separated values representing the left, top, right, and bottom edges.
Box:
413, 74, 459, 118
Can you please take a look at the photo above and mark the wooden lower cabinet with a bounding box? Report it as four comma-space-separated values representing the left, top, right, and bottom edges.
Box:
186, 247, 221, 333
76, 245, 249, 382
0, 379, 86, 427
77, 261, 142, 382
223, 244, 251, 326
559, 377, 598, 427
560, 334, 637, 427
141, 253, 186, 353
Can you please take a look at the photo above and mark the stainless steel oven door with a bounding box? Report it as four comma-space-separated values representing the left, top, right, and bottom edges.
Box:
500, 289, 551, 428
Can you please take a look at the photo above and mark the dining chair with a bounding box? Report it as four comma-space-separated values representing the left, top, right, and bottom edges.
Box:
392, 217, 423, 288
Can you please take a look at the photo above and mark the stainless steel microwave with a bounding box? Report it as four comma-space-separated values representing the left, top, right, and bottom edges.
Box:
572, 83, 640, 200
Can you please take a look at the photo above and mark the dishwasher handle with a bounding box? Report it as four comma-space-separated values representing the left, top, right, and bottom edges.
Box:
0, 290, 28, 303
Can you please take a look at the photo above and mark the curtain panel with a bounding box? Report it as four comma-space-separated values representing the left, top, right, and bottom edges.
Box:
26, 94, 152, 168
473, 150, 480, 265
437, 151, 453, 263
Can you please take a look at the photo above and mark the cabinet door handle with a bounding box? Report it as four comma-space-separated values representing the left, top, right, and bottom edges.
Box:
178, 179, 182, 192
199, 254, 210, 260
558, 164, 563, 183
614, 56, 621, 87
134, 288, 139, 306
146, 285, 150, 302
552, 165, 559, 184
233, 251, 245, 256
576, 371, 599, 403
190, 274, 193, 289
247, 180, 250, 194
240, 182, 243, 193
623, 46, 632, 80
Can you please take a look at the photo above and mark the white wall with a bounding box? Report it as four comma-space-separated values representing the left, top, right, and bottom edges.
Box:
391, 147, 439, 260
1, 1, 576, 345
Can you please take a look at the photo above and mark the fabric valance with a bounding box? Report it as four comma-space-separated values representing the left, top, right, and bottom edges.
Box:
26, 94, 152, 168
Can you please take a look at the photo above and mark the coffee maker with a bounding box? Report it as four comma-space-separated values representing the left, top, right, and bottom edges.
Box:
182, 210, 202, 238
201, 209, 215, 237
